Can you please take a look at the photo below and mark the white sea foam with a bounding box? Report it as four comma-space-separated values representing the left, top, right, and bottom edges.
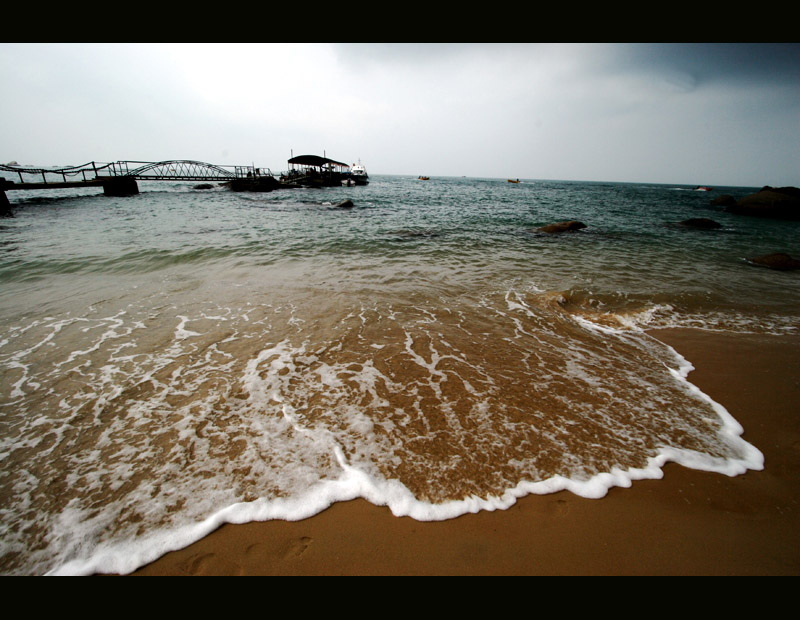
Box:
174, 315, 200, 339
32, 295, 764, 576
48, 390, 764, 578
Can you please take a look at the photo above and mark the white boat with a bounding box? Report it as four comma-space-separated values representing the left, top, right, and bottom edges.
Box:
349, 162, 369, 185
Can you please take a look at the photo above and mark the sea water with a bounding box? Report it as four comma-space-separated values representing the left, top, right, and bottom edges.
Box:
0, 175, 797, 575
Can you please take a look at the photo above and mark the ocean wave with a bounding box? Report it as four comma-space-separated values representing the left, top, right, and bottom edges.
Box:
0, 284, 768, 575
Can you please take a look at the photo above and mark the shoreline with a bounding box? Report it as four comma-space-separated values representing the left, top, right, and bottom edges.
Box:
126, 327, 800, 575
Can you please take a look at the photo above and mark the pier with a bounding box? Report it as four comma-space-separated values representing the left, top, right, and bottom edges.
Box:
1, 155, 362, 215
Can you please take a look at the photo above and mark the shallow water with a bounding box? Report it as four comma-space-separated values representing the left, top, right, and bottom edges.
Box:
0, 176, 797, 574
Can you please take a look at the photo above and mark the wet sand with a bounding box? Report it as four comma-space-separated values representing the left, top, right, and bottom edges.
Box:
128, 328, 800, 575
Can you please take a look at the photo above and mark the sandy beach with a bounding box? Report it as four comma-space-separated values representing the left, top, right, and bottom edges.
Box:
122, 328, 799, 576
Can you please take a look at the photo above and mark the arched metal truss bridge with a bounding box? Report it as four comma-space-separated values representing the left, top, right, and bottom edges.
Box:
0, 160, 271, 186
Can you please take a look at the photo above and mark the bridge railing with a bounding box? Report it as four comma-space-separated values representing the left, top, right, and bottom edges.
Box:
0, 161, 116, 185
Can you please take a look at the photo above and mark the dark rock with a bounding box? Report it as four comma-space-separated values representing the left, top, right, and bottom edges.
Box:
677, 218, 722, 229
711, 194, 736, 207
725, 186, 800, 220
536, 220, 587, 234
1, 190, 11, 217
761, 185, 800, 197
101, 176, 139, 196
748, 253, 800, 271
193, 183, 214, 190
333, 199, 354, 209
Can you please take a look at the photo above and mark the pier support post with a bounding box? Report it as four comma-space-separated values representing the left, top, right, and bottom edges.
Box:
1, 178, 11, 217
101, 176, 139, 196
1, 190, 10, 217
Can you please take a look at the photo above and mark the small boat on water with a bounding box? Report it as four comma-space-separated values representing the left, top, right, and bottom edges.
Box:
418, 176, 430, 180
349, 161, 369, 185
508, 179, 520, 183
694, 186, 713, 191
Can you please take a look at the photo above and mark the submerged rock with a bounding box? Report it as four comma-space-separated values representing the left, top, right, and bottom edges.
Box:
390, 228, 440, 239
333, 199, 354, 209
725, 186, 800, 220
748, 253, 800, 271
677, 218, 722, 229
536, 220, 587, 234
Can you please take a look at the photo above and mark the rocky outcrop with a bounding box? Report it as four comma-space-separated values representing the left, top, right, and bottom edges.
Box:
725, 186, 800, 220
748, 253, 800, 271
536, 220, 587, 234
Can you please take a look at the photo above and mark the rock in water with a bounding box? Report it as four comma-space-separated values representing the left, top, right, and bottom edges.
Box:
677, 218, 722, 229
726, 186, 800, 220
748, 253, 800, 271
536, 220, 587, 234
334, 199, 354, 209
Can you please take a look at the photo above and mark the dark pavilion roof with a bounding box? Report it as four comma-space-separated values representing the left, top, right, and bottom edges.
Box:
288, 154, 349, 168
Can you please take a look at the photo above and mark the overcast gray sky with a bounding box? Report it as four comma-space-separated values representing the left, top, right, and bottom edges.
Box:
1, 43, 798, 187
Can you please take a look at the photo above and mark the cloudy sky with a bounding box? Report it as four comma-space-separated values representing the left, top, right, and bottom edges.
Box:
1, 43, 798, 187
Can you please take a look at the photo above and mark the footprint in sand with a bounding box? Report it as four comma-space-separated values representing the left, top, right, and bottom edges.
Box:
179, 552, 243, 576
245, 536, 313, 561
283, 536, 313, 559
550, 498, 569, 515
